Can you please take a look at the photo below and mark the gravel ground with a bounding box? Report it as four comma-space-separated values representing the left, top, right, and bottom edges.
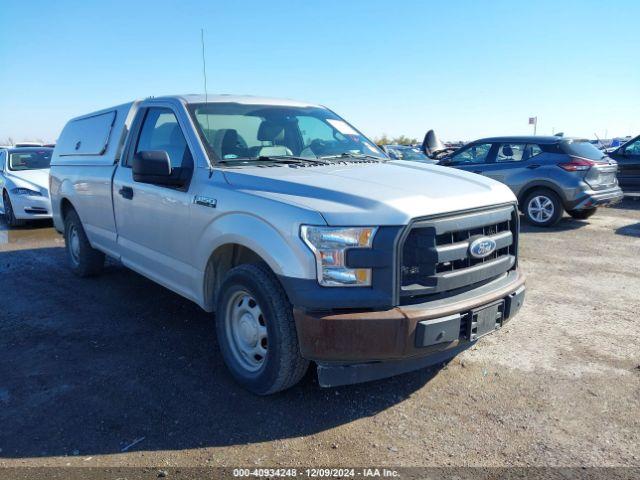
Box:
0, 200, 638, 468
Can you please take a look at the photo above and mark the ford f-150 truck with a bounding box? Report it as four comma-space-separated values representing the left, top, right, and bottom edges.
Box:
50, 95, 525, 395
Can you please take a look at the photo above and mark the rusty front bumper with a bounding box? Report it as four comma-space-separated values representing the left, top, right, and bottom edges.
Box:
294, 269, 525, 364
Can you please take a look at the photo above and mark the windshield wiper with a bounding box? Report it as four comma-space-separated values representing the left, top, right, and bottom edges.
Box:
319, 152, 385, 162
257, 155, 332, 165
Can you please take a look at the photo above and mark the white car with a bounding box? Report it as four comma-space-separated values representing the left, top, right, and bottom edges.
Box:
0, 147, 53, 226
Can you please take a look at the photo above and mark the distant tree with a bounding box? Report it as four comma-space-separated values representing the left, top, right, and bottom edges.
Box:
373, 134, 391, 146
391, 135, 418, 145
1, 137, 15, 146
373, 134, 418, 146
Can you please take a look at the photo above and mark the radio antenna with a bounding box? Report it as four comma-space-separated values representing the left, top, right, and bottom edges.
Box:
201, 28, 213, 172
201, 28, 209, 103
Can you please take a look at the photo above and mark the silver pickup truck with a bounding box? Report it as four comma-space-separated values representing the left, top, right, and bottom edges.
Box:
50, 95, 525, 394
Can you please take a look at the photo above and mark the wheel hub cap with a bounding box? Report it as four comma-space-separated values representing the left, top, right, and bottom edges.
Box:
238, 313, 258, 346
69, 227, 80, 264
225, 291, 268, 372
528, 195, 554, 223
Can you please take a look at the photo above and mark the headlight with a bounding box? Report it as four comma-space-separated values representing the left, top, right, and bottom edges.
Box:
11, 187, 42, 196
301, 226, 377, 287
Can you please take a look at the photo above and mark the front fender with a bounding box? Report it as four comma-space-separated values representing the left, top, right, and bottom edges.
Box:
195, 212, 317, 280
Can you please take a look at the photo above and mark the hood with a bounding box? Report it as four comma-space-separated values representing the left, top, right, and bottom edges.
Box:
7, 169, 50, 193
222, 161, 516, 226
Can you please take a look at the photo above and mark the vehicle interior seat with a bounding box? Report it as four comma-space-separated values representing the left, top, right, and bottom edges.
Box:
253, 120, 292, 157
216, 128, 247, 158
213, 129, 247, 159
501, 144, 514, 161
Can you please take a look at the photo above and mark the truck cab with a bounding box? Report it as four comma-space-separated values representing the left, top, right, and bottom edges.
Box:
50, 95, 525, 394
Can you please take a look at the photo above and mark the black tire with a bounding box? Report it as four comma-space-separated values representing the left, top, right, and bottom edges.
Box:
568, 207, 597, 220
215, 263, 309, 395
64, 209, 105, 277
3, 191, 23, 227
522, 189, 563, 227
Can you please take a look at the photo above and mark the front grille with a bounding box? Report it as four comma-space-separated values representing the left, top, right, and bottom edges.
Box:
400, 205, 518, 302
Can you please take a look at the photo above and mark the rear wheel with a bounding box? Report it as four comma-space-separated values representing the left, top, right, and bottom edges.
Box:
216, 263, 309, 395
523, 189, 563, 227
568, 207, 597, 220
64, 209, 105, 277
2, 191, 23, 227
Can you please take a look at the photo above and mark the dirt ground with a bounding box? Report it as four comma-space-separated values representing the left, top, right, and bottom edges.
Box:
0, 200, 638, 469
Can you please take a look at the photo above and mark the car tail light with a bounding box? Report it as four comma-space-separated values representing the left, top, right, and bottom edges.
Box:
558, 157, 598, 172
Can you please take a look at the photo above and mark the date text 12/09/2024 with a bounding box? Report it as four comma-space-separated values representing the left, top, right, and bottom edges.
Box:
232, 468, 400, 478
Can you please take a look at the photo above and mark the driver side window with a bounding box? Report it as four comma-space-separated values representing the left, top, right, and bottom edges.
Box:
625, 139, 640, 155
451, 143, 492, 164
136, 108, 193, 170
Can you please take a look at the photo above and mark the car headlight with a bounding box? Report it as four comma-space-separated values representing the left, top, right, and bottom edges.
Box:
11, 187, 42, 196
301, 226, 377, 287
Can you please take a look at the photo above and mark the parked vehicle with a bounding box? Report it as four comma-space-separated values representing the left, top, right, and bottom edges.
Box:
0, 146, 53, 226
421, 129, 460, 160
381, 144, 436, 163
437, 136, 623, 227
49, 95, 525, 394
607, 134, 640, 193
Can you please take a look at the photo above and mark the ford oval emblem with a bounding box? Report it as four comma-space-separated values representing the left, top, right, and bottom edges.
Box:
469, 237, 497, 259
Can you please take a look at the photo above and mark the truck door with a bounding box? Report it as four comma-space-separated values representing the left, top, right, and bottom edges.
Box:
112, 106, 197, 299
609, 136, 640, 191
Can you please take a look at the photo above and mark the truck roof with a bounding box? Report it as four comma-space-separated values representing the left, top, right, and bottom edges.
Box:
157, 94, 321, 108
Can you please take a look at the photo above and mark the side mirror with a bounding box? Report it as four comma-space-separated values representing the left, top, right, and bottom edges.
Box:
132, 150, 172, 184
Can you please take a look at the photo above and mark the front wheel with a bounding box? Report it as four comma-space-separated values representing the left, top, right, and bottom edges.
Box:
2, 191, 23, 227
216, 263, 309, 395
523, 189, 563, 227
568, 207, 597, 220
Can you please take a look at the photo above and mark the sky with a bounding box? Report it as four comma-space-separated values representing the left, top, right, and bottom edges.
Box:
1, 0, 638, 144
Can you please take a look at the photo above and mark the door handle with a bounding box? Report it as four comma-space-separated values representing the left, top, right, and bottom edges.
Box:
119, 186, 134, 200
526, 164, 541, 169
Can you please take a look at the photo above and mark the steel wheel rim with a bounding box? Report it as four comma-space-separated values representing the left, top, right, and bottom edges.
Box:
68, 226, 81, 265
528, 195, 554, 223
225, 290, 268, 372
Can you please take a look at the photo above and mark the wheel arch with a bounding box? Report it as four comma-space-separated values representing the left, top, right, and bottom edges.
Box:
197, 213, 315, 312
517, 181, 567, 211
202, 243, 269, 312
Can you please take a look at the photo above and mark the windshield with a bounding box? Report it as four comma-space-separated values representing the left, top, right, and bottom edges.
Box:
560, 140, 606, 161
187, 103, 384, 163
386, 146, 428, 161
9, 150, 52, 171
